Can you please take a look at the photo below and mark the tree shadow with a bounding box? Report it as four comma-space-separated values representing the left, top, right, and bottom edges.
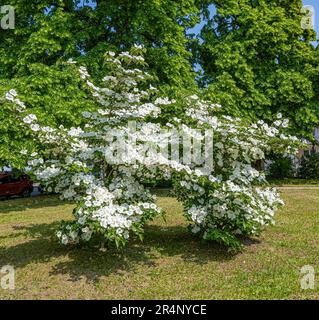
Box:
0, 195, 72, 214
0, 221, 245, 284
0, 188, 170, 214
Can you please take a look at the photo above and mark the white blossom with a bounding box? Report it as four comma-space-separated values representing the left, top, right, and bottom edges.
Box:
6, 47, 301, 251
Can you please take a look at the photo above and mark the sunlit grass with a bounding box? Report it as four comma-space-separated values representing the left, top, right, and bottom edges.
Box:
0, 189, 318, 299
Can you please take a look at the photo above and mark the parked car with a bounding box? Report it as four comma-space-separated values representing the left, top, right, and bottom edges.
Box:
0, 173, 33, 199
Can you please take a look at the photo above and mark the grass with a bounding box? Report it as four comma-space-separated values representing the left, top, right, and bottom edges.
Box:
0, 189, 318, 300
268, 178, 319, 186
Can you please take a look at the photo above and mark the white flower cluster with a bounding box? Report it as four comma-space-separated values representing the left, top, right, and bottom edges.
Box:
7, 47, 301, 251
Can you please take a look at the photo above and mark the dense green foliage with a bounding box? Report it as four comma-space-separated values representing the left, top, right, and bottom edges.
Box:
0, 64, 97, 168
0, 0, 205, 89
267, 155, 294, 179
0, 0, 318, 169
0, 0, 207, 168
198, 0, 319, 139
299, 152, 319, 179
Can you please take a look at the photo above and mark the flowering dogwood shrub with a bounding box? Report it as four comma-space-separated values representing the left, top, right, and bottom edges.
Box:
7, 46, 301, 251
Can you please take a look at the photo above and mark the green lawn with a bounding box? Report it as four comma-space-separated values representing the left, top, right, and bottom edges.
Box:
268, 178, 319, 186
0, 189, 318, 300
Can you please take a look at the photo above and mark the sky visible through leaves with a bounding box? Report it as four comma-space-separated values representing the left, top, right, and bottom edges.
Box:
83, 0, 319, 39
304, 0, 319, 36
190, 1, 319, 39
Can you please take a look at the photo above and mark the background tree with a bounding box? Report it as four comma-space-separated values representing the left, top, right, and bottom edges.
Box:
1, 0, 318, 169
197, 0, 319, 139
0, 0, 210, 168
0, 0, 209, 91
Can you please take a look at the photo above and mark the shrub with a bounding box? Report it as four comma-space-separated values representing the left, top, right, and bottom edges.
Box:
267, 155, 294, 179
7, 47, 301, 251
299, 152, 319, 179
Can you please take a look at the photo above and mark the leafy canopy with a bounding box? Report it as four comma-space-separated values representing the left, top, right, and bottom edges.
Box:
198, 0, 319, 139
0, 0, 209, 168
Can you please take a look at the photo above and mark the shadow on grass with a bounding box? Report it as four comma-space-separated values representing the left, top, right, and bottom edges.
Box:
0, 195, 72, 214
0, 221, 246, 283
0, 189, 170, 214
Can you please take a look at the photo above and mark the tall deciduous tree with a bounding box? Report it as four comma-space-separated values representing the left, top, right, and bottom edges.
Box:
198, 0, 319, 139
0, 0, 208, 90
0, 0, 208, 168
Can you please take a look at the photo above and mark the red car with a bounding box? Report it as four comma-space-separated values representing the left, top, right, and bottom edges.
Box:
0, 173, 33, 198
